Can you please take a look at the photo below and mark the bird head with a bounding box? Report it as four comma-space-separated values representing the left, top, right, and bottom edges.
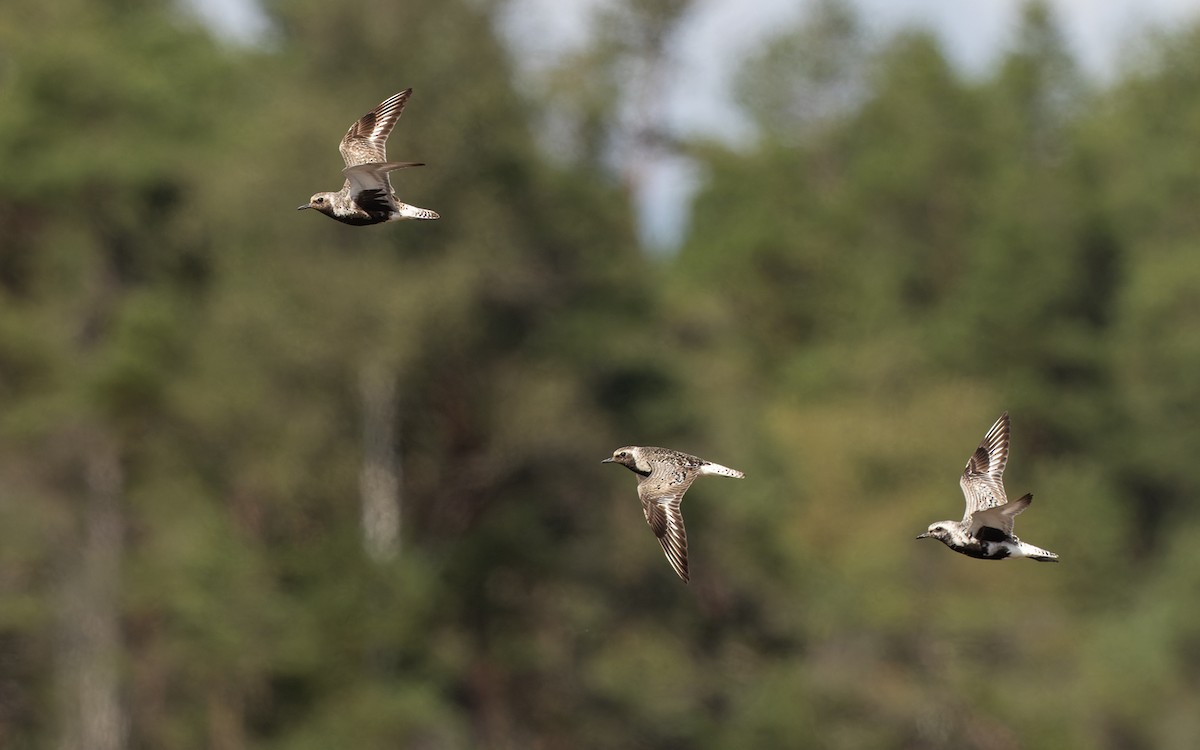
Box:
298, 192, 335, 216
917, 522, 954, 542
602, 446, 650, 475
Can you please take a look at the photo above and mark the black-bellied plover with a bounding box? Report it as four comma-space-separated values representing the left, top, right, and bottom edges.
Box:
298, 89, 439, 225
917, 412, 1058, 562
603, 446, 745, 583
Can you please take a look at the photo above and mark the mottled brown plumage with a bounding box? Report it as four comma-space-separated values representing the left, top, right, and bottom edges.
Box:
298, 89, 439, 225
603, 446, 745, 583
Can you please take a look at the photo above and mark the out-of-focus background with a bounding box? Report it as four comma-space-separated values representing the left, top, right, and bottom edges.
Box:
3, 0, 1199, 747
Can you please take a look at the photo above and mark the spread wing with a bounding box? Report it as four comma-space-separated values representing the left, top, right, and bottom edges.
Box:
959, 411, 1010, 523
339, 89, 412, 168
968, 493, 1032, 539
637, 464, 700, 583
342, 162, 424, 199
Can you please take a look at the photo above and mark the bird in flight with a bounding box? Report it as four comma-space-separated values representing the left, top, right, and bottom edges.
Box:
603, 446, 745, 583
917, 412, 1058, 562
298, 89, 439, 225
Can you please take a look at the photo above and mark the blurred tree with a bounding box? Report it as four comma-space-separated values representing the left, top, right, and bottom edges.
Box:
533, 0, 696, 169
735, 0, 868, 141
674, 23, 982, 376
937, 1, 1123, 468
527, 0, 700, 247
1081, 22, 1200, 550
661, 1, 1196, 747
2, 0, 1200, 746
157, 0, 677, 746
0, 0, 237, 747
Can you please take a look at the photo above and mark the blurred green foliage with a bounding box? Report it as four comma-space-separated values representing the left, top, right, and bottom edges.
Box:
1, 0, 1198, 747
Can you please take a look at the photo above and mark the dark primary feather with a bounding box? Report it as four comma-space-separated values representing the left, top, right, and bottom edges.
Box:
639, 491, 690, 583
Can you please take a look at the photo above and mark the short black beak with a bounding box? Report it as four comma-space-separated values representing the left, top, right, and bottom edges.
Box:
915, 532, 930, 540
600, 457, 613, 464
297, 204, 310, 211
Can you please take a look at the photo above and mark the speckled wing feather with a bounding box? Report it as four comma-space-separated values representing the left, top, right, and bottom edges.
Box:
339, 89, 412, 167
960, 412, 1011, 523
637, 462, 701, 583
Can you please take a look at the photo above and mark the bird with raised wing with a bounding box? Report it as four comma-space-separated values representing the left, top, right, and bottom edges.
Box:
603, 446, 745, 583
917, 412, 1058, 562
299, 89, 439, 225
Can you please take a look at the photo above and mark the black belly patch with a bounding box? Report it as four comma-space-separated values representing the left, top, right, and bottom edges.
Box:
951, 541, 1011, 560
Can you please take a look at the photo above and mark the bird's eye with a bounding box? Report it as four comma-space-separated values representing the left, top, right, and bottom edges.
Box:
618, 452, 627, 458
315, 197, 324, 204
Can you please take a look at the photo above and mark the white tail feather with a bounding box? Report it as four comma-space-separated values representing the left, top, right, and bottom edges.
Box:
395, 203, 440, 220
1017, 541, 1059, 562
700, 462, 745, 479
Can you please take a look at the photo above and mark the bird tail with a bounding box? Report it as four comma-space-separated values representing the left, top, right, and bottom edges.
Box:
1018, 540, 1059, 562
394, 202, 440, 221
700, 461, 745, 479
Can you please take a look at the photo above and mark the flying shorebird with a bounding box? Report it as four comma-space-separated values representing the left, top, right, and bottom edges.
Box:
298, 89, 439, 225
917, 412, 1058, 562
603, 446, 745, 583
